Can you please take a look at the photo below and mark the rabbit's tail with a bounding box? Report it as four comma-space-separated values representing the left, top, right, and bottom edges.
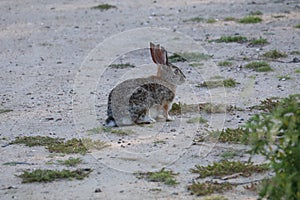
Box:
105, 91, 117, 127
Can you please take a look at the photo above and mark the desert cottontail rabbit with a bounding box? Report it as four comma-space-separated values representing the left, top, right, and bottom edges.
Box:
105, 42, 185, 127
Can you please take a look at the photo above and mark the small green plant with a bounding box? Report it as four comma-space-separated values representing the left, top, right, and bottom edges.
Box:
198, 103, 228, 113
213, 36, 248, 43
109, 63, 135, 69
203, 195, 229, 200
294, 23, 300, 28
207, 18, 217, 23
110, 129, 134, 135
208, 128, 247, 143
168, 53, 187, 62
169, 52, 212, 62
0, 109, 13, 114
189, 62, 204, 67
217, 61, 233, 67
245, 94, 300, 200
248, 37, 269, 46
249, 11, 263, 15
91, 4, 117, 10
57, 157, 82, 167
188, 181, 233, 196
295, 69, 300, 73
135, 168, 178, 185
223, 17, 236, 21
238, 16, 262, 23
190, 160, 269, 178
249, 98, 280, 112
244, 61, 272, 72
290, 50, 300, 55
277, 75, 291, 81
220, 151, 238, 159
184, 17, 205, 22
170, 102, 182, 115
223, 78, 239, 87
187, 116, 208, 124
196, 78, 239, 88
262, 50, 287, 59
18, 169, 92, 183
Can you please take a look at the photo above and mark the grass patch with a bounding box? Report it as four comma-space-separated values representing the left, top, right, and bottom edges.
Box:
91, 4, 117, 10
186, 116, 208, 124
290, 50, 300, 55
220, 151, 238, 159
223, 17, 236, 21
244, 61, 272, 72
196, 78, 239, 88
238, 16, 262, 23
190, 160, 269, 178
169, 52, 212, 63
57, 157, 82, 167
0, 109, 13, 114
189, 63, 204, 67
17, 168, 92, 183
248, 37, 269, 46
249, 97, 280, 112
209, 128, 247, 143
109, 63, 135, 69
261, 50, 287, 59
213, 36, 248, 43
135, 168, 178, 185
10, 136, 109, 154
277, 75, 291, 81
249, 11, 263, 15
110, 129, 134, 135
294, 23, 300, 28
207, 18, 217, 23
203, 196, 229, 200
295, 69, 300, 73
184, 17, 205, 22
170, 102, 183, 115
199, 103, 228, 113
188, 181, 233, 196
217, 61, 234, 67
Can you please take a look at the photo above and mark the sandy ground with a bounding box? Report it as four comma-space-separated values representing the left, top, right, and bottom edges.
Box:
0, 0, 299, 199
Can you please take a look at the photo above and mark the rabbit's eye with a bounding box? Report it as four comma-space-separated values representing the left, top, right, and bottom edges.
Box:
174, 69, 179, 74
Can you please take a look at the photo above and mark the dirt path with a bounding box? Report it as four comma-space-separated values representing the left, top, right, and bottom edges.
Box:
0, 0, 299, 199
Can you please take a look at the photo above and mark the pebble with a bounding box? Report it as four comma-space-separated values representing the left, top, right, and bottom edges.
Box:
94, 188, 102, 193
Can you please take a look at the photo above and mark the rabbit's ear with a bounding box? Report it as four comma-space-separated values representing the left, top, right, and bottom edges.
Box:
150, 42, 168, 65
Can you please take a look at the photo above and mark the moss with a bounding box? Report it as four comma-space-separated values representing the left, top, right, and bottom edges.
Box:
91, 4, 117, 10
186, 117, 208, 124
17, 168, 92, 183
188, 181, 233, 196
244, 61, 272, 72
213, 36, 248, 43
217, 61, 233, 67
262, 50, 287, 59
238, 16, 262, 23
248, 37, 269, 46
0, 109, 13, 114
169, 52, 212, 63
57, 157, 82, 167
190, 160, 269, 178
109, 63, 135, 69
136, 168, 178, 185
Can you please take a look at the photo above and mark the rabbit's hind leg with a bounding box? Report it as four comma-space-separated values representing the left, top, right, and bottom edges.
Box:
163, 102, 175, 121
136, 109, 156, 124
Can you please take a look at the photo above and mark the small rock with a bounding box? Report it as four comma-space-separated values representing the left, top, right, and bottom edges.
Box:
95, 188, 102, 193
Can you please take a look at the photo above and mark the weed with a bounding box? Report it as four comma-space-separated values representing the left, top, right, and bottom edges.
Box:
184, 17, 204, 22
223, 78, 239, 87
213, 36, 248, 43
170, 102, 182, 115
248, 37, 269, 46
290, 50, 300, 55
196, 78, 239, 88
245, 94, 300, 199
188, 181, 232, 196
249, 97, 280, 112
169, 52, 212, 62
249, 11, 263, 15
208, 128, 247, 143
207, 18, 217, 23
109, 63, 135, 69
220, 151, 237, 159
0, 109, 13, 114
223, 17, 236, 21
294, 23, 300, 28
135, 168, 178, 185
217, 61, 233, 67
199, 103, 228, 113
295, 69, 300, 73
17, 168, 92, 183
190, 160, 269, 178
244, 61, 272, 72
91, 4, 117, 10
262, 50, 287, 59
168, 53, 187, 62
277, 75, 291, 81
238, 16, 262, 23
187, 117, 208, 124
110, 129, 134, 135
57, 157, 82, 167
11, 136, 63, 147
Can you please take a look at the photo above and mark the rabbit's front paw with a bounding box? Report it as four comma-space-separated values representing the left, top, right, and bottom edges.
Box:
137, 116, 156, 124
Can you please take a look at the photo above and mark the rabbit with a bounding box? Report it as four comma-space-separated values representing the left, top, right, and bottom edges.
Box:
105, 42, 186, 127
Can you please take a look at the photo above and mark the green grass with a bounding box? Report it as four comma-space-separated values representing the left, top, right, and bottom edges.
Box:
203, 196, 229, 200
277, 75, 291, 81
109, 63, 135, 69
213, 36, 248, 43
196, 78, 239, 88
135, 168, 178, 185
91, 4, 117, 10
295, 69, 300, 73
186, 116, 208, 124
249, 37, 269, 46
207, 18, 217, 23
249, 11, 263, 15
190, 160, 269, 178
290, 50, 300, 55
238, 16, 262, 23
17, 169, 92, 183
57, 157, 82, 167
188, 181, 233, 196
184, 17, 205, 22
220, 151, 238, 159
217, 61, 234, 67
223, 17, 236, 21
0, 109, 13, 114
169, 52, 212, 62
110, 129, 134, 135
249, 97, 280, 112
294, 23, 300, 28
10, 136, 109, 154
262, 50, 287, 59
189, 63, 204, 67
244, 61, 272, 72
208, 128, 247, 143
